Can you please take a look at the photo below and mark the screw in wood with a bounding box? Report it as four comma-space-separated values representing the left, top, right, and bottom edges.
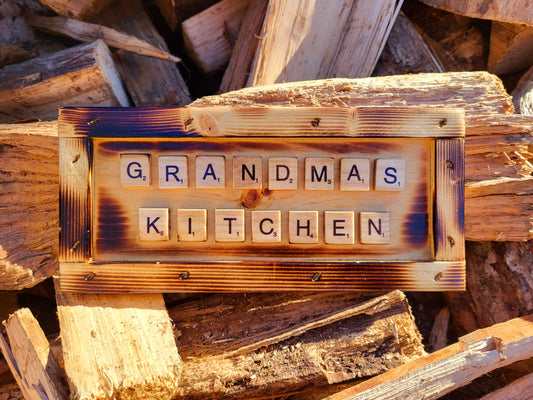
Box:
311, 272, 322, 282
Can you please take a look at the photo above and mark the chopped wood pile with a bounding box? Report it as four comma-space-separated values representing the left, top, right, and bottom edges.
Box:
1, 0, 533, 399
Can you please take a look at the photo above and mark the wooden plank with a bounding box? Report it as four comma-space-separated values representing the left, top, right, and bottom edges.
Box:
97, 0, 191, 107
0, 40, 129, 123
219, 0, 269, 92
488, 21, 533, 76
170, 290, 427, 399
0, 308, 68, 400
55, 281, 182, 400
324, 314, 533, 400
182, 0, 250, 75
246, 0, 403, 85
154, 0, 218, 31
419, 0, 533, 25
512, 65, 533, 115
38, 0, 112, 19
435, 138, 465, 260
479, 371, 533, 400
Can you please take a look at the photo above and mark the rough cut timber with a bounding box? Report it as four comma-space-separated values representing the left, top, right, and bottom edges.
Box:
444, 240, 533, 335
246, 0, 403, 86
96, 0, 191, 107
0, 121, 58, 291
488, 22, 533, 76
419, 0, 533, 25
182, 0, 250, 75
38, 0, 113, 20
0, 39, 129, 123
154, 0, 218, 31
373, 12, 445, 76
512, 65, 533, 115
55, 282, 182, 400
170, 290, 426, 399
325, 314, 533, 400
0, 308, 68, 400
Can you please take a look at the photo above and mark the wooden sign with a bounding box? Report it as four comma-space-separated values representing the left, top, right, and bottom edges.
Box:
58, 106, 465, 292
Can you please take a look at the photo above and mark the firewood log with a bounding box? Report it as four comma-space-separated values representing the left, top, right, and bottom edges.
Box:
154, 0, 218, 31
38, 0, 112, 20
488, 21, 533, 76
512, 65, 533, 115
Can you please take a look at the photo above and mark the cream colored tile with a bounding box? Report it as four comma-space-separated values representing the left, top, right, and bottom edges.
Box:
177, 209, 207, 241
268, 157, 298, 190
305, 158, 334, 190
251, 210, 281, 243
324, 211, 355, 244
159, 155, 188, 188
360, 212, 390, 244
215, 209, 245, 242
196, 156, 225, 188
233, 156, 262, 189
288, 211, 318, 243
375, 159, 405, 191
120, 154, 150, 186
340, 158, 370, 191
139, 208, 168, 241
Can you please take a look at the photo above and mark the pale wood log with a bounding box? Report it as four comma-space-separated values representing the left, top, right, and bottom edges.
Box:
479, 371, 533, 400
444, 240, 533, 334
38, 0, 112, 19
512, 65, 533, 115
218, 0, 269, 92
0, 308, 68, 400
154, 0, 218, 30
325, 314, 533, 400
373, 12, 445, 76
0, 40, 129, 123
96, 0, 191, 107
488, 21, 533, 75
55, 281, 182, 400
170, 290, 426, 399
26, 14, 181, 63
182, 0, 250, 75
246, 0, 403, 85
419, 0, 533, 25
0, 121, 58, 290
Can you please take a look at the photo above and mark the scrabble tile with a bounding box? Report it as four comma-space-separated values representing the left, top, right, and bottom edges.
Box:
215, 209, 245, 242
139, 208, 168, 241
196, 156, 225, 188
251, 210, 281, 243
289, 211, 318, 243
305, 158, 334, 190
340, 158, 370, 191
268, 157, 298, 190
324, 211, 355, 244
159, 156, 187, 188
120, 154, 150, 186
177, 209, 207, 241
375, 159, 405, 191
233, 156, 262, 189
360, 212, 390, 244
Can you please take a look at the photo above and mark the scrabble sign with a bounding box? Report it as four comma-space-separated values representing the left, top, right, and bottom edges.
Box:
59, 106, 465, 292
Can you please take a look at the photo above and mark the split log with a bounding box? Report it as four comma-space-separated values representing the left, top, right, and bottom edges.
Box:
444, 240, 533, 334
324, 314, 533, 400
55, 282, 182, 400
0, 308, 68, 400
170, 290, 426, 399
428, 306, 450, 352
488, 22, 533, 76
218, 0, 269, 92
512, 65, 533, 115
0, 40, 129, 123
419, 0, 533, 25
246, 0, 403, 86
38, 0, 112, 20
154, 0, 218, 31
373, 12, 445, 76
96, 0, 191, 107
182, 0, 250, 75
479, 371, 533, 400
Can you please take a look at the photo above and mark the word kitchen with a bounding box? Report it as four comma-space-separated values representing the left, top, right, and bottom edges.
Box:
122, 154, 405, 244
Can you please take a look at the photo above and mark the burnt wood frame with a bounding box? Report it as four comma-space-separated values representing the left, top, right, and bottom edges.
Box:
59, 106, 465, 292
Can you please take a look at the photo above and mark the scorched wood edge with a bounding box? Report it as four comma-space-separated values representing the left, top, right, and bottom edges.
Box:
58, 106, 465, 292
